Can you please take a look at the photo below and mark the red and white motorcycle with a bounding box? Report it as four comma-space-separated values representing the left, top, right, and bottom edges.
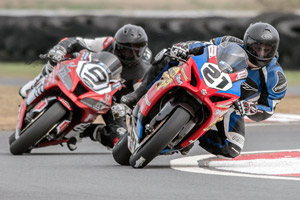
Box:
9, 50, 123, 155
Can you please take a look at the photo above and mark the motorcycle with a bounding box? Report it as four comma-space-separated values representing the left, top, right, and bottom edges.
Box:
9, 50, 123, 155
112, 42, 249, 168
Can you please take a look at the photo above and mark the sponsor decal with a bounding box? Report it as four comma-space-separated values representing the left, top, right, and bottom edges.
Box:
208, 45, 217, 58
214, 109, 222, 115
168, 67, 180, 78
241, 82, 258, 92
175, 74, 183, 85
156, 71, 173, 89
66, 123, 90, 138
112, 82, 122, 90
65, 62, 77, 69
181, 68, 188, 81
135, 156, 146, 168
272, 71, 287, 93
156, 67, 181, 89
201, 89, 207, 95
56, 120, 71, 134
81, 51, 90, 60
143, 48, 152, 62
32, 100, 48, 112
144, 94, 151, 106
73, 123, 90, 132
237, 70, 248, 80
103, 37, 114, 49
232, 134, 245, 146
261, 33, 273, 40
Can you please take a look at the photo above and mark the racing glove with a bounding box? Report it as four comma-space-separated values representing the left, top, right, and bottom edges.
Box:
121, 85, 147, 108
47, 45, 67, 62
169, 44, 188, 60
234, 100, 258, 116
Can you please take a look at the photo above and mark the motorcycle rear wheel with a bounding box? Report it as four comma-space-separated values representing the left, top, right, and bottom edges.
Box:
112, 133, 131, 165
9, 101, 67, 155
129, 107, 191, 168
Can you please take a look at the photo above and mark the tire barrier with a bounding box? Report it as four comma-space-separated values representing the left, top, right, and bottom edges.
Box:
0, 12, 299, 69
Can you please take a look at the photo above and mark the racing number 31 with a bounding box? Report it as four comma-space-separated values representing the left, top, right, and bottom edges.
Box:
201, 63, 232, 91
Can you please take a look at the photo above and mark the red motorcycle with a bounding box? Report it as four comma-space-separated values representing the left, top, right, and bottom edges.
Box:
113, 42, 249, 168
9, 50, 123, 155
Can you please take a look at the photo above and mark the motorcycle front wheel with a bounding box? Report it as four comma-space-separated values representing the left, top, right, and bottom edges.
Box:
112, 133, 131, 165
129, 107, 191, 168
9, 101, 67, 155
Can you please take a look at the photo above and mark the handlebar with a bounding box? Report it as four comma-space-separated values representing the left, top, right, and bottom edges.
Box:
39, 52, 80, 62
163, 48, 189, 63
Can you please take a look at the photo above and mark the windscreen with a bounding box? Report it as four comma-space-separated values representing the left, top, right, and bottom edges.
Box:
91, 51, 123, 80
216, 42, 248, 73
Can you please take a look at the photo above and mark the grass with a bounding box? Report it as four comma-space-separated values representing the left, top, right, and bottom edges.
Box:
0, 62, 43, 79
284, 70, 300, 86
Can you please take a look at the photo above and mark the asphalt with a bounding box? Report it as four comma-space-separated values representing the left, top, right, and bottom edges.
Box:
1, 123, 300, 200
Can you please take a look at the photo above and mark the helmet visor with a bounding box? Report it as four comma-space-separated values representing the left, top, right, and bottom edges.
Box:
245, 37, 277, 61
114, 42, 147, 62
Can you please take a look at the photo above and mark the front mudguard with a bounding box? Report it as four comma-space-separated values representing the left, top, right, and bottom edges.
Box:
147, 100, 196, 129
15, 96, 69, 140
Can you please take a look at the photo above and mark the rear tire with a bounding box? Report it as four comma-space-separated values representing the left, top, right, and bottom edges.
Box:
112, 133, 131, 165
129, 107, 191, 168
9, 132, 16, 145
9, 102, 67, 155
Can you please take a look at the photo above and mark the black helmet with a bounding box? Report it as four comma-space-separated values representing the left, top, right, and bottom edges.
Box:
113, 24, 148, 64
243, 22, 279, 68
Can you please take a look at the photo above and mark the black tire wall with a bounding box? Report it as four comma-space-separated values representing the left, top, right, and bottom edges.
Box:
0, 12, 299, 69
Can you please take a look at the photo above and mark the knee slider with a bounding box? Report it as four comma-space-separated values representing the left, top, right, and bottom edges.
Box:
225, 142, 242, 158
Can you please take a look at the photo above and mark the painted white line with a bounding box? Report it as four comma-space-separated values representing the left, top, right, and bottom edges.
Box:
170, 149, 300, 181
245, 113, 300, 126
245, 113, 300, 123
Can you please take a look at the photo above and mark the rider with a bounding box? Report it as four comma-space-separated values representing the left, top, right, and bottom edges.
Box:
19, 24, 152, 149
121, 22, 287, 158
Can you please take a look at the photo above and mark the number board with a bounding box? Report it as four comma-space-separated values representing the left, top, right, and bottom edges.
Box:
200, 63, 232, 91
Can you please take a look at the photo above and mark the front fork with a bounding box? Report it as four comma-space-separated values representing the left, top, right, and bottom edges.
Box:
128, 97, 198, 154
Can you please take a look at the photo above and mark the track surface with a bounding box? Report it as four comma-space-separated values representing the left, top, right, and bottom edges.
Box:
1, 123, 300, 200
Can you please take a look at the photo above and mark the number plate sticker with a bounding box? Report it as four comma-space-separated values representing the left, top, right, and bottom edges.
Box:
201, 63, 232, 91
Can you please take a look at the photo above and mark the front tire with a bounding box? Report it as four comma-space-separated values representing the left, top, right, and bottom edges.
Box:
129, 107, 191, 168
112, 133, 131, 165
9, 102, 67, 155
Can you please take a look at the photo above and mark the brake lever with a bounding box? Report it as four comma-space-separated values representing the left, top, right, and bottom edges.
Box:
39, 54, 50, 60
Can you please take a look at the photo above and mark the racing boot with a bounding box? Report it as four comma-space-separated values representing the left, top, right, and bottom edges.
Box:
19, 73, 43, 98
198, 130, 242, 159
19, 62, 54, 98
67, 137, 77, 151
82, 124, 125, 150
121, 85, 147, 108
